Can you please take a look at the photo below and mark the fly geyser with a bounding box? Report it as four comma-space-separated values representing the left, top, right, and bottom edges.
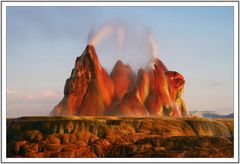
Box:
7, 26, 234, 158
50, 45, 114, 116
50, 44, 188, 117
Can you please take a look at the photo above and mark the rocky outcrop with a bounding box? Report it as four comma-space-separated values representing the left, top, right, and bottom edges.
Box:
7, 117, 233, 158
50, 44, 188, 117
106, 69, 150, 116
212, 118, 234, 136
50, 45, 114, 116
145, 64, 172, 116
110, 60, 136, 101
165, 71, 187, 117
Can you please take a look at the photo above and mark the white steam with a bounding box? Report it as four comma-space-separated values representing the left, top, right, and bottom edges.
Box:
88, 25, 113, 46
116, 25, 125, 58
147, 31, 159, 58
87, 24, 161, 71
88, 23, 126, 60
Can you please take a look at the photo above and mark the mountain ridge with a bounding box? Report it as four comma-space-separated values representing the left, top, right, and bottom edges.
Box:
189, 111, 233, 118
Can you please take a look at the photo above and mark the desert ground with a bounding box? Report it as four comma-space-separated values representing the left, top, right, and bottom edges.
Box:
7, 116, 233, 158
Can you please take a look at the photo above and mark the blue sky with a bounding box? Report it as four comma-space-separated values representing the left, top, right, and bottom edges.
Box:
6, 6, 234, 117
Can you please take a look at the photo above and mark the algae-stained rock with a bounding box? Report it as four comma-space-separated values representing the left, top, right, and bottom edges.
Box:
7, 116, 233, 158
44, 135, 61, 144
25, 152, 44, 158
24, 130, 43, 142
42, 144, 63, 152
184, 119, 231, 137
50, 151, 76, 158
214, 119, 234, 136
108, 144, 138, 157
9, 140, 28, 155
62, 143, 79, 152
50, 45, 114, 116
138, 118, 196, 137
90, 139, 111, 157
110, 60, 136, 101
48, 43, 189, 117
74, 147, 97, 158
19, 143, 39, 154
74, 140, 88, 147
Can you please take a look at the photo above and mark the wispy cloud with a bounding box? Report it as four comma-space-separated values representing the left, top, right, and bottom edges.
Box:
6, 89, 62, 117
7, 89, 17, 94
7, 89, 61, 100
207, 81, 222, 87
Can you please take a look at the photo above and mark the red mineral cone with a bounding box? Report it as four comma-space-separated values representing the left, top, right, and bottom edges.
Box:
50, 45, 114, 116
51, 44, 188, 117
107, 88, 149, 116
110, 60, 136, 101
145, 63, 172, 116
106, 68, 150, 116
165, 71, 187, 117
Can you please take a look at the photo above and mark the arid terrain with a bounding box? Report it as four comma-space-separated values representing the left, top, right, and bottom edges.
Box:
7, 116, 233, 158
6, 38, 234, 159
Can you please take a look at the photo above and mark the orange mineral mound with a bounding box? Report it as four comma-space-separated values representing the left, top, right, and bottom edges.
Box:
50, 45, 114, 116
50, 44, 188, 117
145, 64, 172, 116
110, 60, 136, 101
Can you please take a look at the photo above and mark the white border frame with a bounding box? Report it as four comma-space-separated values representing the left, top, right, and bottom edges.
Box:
1, 1, 239, 163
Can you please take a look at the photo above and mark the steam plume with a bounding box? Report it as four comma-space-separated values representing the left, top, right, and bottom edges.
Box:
116, 25, 125, 58
88, 25, 113, 46
147, 31, 159, 58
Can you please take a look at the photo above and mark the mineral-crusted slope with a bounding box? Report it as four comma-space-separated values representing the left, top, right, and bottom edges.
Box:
7, 117, 233, 158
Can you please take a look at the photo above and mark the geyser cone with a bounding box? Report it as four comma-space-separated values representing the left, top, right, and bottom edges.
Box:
110, 60, 136, 101
107, 68, 150, 116
135, 68, 150, 103
107, 88, 149, 116
50, 44, 114, 116
165, 71, 187, 117
165, 71, 185, 101
145, 63, 172, 116
51, 41, 188, 117
148, 57, 168, 72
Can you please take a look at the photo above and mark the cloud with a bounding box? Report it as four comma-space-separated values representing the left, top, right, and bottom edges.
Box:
7, 89, 61, 100
6, 89, 62, 117
208, 82, 222, 87
7, 89, 17, 94
40, 90, 61, 98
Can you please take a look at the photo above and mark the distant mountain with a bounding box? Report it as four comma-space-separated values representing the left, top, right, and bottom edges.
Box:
189, 111, 233, 118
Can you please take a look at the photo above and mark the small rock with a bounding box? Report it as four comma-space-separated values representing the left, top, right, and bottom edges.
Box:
42, 144, 63, 152
44, 134, 61, 144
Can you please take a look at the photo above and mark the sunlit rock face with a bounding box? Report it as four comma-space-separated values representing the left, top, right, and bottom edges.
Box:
106, 68, 150, 116
107, 89, 149, 116
110, 60, 136, 101
50, 44, 188, 117
145, 64, 172, 116
50, 45, 114, 116
135, 69, 150, 103
185, 119, 230, 137
165, 71, 185, 101
7, 117, 233, 158
165, 71, 187, 117
148, 58, 168, 72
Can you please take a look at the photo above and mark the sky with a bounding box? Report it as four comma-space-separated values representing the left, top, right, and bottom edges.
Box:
6, 6, 234, 117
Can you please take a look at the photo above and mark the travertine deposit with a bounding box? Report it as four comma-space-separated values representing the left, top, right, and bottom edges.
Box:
7, 116, 233, 158
50, 45, 187, 117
